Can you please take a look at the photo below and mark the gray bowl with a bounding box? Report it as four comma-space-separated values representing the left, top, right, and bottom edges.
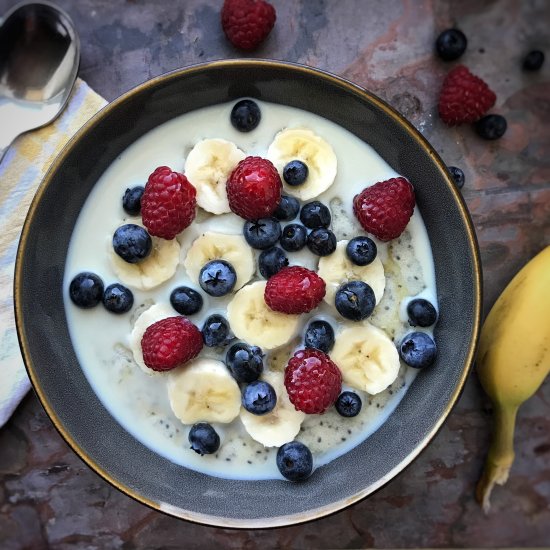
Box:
14, 60, 482, 528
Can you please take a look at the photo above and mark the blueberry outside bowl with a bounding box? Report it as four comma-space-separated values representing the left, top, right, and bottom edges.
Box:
14, 59, 482, 528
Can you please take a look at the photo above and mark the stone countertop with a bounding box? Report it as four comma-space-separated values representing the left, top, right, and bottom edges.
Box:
1, 0, 549, 548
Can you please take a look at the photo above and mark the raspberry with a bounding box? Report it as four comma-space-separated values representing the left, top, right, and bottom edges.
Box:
284, 349, 342, 414
438, 65, 496, 126
264, 266, 325, 314
141, 166, 196, 239
141, 317, 203, 372
221, 0, 276, 51
226, 156, 282, 220
353, 177, 415, 242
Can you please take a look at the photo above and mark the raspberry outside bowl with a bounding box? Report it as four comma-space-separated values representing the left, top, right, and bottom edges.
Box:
14, 60, 481, 528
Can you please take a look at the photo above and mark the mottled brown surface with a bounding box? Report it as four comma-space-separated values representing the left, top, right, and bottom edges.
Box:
1, 0, 549, 548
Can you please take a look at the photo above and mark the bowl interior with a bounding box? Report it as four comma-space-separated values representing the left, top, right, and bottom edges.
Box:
15, 61, 481, 528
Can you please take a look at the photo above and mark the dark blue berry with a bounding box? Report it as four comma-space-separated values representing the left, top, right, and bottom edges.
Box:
448, 166, 465, 189
102, 283, 133, 314
112, 224, 152, 264
280, 223, 307, 252
226, 343, 264, 383
170, 286, 203, 315
435, 28, 467, 61
523, 50, 544, 71
335, 281, 376, 321
122, 186, 144, 216
399, 332, 437, 369
346, 236, 377, 266
202, 314, 231, 347
243, 217, 281, 250
335, 391, 362, 418
407, 298, 438, 327
283, 160, 309, 186
242, 380, 277, 415
307, 227, 337, 256
69, 272, 104, 308
188, 422, 220, 455
276, 441, 313, 482
274, 195, 300, 221
475, 114, 507, 140
230, 99, 261, 132
300, 201, 331, 229
304, 320, 335, 353
258, 247, 288, 279
199, 260, 237, 297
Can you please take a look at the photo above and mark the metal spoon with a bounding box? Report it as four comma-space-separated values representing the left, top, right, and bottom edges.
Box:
0, 1, 80, 162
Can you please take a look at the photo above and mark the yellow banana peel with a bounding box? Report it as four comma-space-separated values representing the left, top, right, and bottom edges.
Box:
476, 245, 550, 512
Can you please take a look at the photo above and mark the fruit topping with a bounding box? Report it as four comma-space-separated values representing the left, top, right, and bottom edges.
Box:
230, 99, 262, 131
335, 391, 362, 418
276, 441, 313, 482
279, 223, 307, 252
258, 246, 289, 279
407, 298, 438, 327
226, 342, 264, 383
399, 332, 437, 369
199, 259, 237, 297
307, 227, 337, 256
69, 272, 104, 308
300, 200, 331, 229
274, 194, 300, 221
523, 50, 545, 71
202, 314, 231, 347
243, 217, 281, 249
188, 422, 220, 455
474, 114, 507, 140
122, 185, 144, 216
242, 380, 277, 415
283, 160, 309, 186
102, 283, 133, 314
170, 286, 203, 316
435, 28, 467, 61
112, 224, 152, 264
448, 166, 465, 189
304, 319, 335, 354
346, 236, 377, 266
353, 177, 415, 242
335, 281, 376, 321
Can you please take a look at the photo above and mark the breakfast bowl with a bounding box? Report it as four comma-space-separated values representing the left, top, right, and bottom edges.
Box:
14, 59, 481, 528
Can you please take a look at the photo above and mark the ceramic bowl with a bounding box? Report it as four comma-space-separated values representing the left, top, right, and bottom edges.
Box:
15, 60, 481, 528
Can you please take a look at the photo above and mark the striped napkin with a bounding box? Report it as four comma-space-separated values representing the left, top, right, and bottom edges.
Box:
0, 79, 106, 428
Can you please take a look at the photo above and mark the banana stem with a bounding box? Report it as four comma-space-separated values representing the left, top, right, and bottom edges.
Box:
476, 403, 519, 513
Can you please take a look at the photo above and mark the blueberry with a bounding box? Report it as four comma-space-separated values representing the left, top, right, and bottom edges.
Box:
475, 114, 507, 140
226, 342, 264, 383
202, 314, 231, 347
300, 201, 331, 229
243, 217, 281, 250
307, 227, 337, 256
399, 332, 437, 369
280, 223, 307, 252
69, 272, 104, 308
122, 186, 144, 216
230, 99, 261, 132
276, 441, 313, 482
435, 28, 467, 61
274, 195, 300, 221
170, 286, 203, 315
523, 50, 544, 71
335, 391, 362, 418
283, 160, 309, 186
304, 320, 335, 353
346, 236, 377, 266
448, 166, 465, 189
335, 281, 376, 321
242, 380, 277, 415
112, 224, 152, 264
407, 298, 438, 327
188, 422, 220, 456
102, 283, 134, 314
258, 247, 288, 279
199, 260, 237, 297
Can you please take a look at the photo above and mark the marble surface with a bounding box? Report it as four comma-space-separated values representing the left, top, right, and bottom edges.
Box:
1, 0, 549, 547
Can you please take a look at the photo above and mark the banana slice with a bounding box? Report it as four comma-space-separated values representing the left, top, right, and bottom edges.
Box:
184, 139, 246, 214
266, 128, 337, 201
227, 281, 300, 350
331, 323, 400, 394
240, 370, 305, 447
129, 303, 175, 375
110, 236, 180, 291
167, 358, 241, 424
183, 232, 254, 291
318, 240, 385, 305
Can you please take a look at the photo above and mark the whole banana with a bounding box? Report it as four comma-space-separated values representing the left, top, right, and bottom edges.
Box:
476, 245, 550, 512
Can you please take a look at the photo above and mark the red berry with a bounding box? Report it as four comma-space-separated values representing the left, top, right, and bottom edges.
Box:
438, 65, 496, 126
141, 317, 203, 372
141, 166, 196, 239
284, 349, 342, 414
264, 266, 325, 314
226, 156, 282, 220
353, 177, 415, 242
221, 0, 276, 51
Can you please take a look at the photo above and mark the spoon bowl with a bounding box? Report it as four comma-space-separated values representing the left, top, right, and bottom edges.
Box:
0, 1, 80, 160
